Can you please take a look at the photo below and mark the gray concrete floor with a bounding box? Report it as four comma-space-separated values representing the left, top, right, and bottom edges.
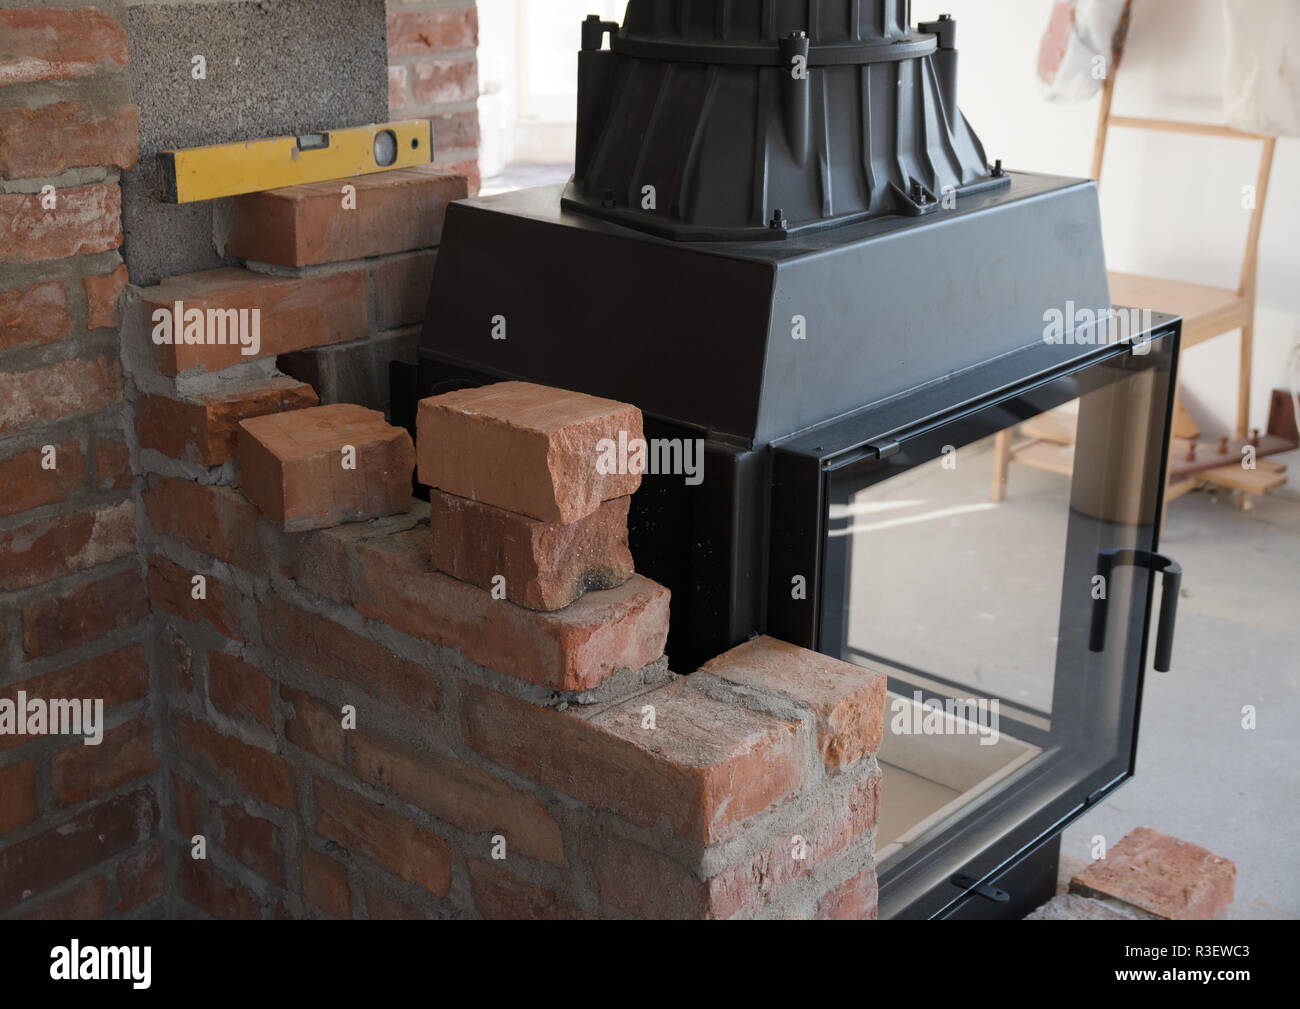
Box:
1061, 487, 1300, 920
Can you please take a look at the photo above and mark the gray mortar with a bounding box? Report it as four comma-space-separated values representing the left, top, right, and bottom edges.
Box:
121, 0, 389, 285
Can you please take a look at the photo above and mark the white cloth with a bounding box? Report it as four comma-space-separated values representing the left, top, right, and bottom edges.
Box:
1038, 0, 1130, 102
1223, 0, 1300, 137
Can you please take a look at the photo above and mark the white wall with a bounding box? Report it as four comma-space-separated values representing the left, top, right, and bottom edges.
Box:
918, 0, 1299, 438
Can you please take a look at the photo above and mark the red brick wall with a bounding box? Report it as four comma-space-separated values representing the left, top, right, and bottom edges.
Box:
386, 0, 481, 193
0, 2, 163, 919
3, 5, 881, 920
137, 376, 884, 919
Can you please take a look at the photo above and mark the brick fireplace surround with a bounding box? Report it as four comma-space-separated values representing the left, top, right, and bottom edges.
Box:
0, 1, 889, 919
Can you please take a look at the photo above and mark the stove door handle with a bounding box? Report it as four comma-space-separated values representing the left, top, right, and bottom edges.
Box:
1088, 549, 1182, 672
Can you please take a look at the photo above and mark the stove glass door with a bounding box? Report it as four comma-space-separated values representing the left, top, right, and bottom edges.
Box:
820, 338, 1176, 917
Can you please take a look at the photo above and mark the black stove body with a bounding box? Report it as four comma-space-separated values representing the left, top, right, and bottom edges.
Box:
394, 2, 1183, 919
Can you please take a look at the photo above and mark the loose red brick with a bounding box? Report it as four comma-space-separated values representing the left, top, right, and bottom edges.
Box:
467, 860, 592, 920
173, 714, 293, 809
238, 404, 414, 531
816, 867, 879, 920
351, 731, 564, 866
220, 803, 283, 885
387, 7, 478, 55
0, 499, 134, 591
355, 529, 668, 692
17, 876, 110, 920
147, 555, 244, 642
0, 644, 149, 753
0, 185, 121, 263
178, 858, 262, 919
0, 103, 139, 179
138, 267, 365, 375
0, 8, 129, 85
0, 277, 69, 350
135, 377, 318, 467
116, 843, 165, 912
364, 885, 424, 920
1070, 826, 1237, 920
225, 168, 467, 268
258, 595, 439, 716
0, 787, 157, 909
21, 566, 148, 659
371, 249, 436, 330
82, 263, 130, 329
417, 381, 643, 523
51, 717, 157, 806
698, 635, 888, 769
314, 778, 452, 896
0, 355, 121, 436
412, 59, 478, 105
462, 679, 808, 846
0, 760, 37, 834
0, 439, 84, 517
429, 489, 633, 611
207, 652, 272, 729
143, 477, 262, 571
171, 772, 205, 838
93, 433, 131, 490
302, 848, 351, 918
281, 688, 346, 766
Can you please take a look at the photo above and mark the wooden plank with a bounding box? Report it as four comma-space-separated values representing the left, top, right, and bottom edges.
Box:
1168, 433, 1294, 479
1172, 399, 1199, 440
1018, 402, 1077, 445
1200, 465, 1287, 495
1108, 115, 1270, 141
1009, 438, 1075, 477
1109, 272, 1248, 347
1091, 72, 1118, 182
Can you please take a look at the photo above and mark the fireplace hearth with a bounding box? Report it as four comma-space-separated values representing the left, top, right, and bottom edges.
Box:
393, 1, 1184, 919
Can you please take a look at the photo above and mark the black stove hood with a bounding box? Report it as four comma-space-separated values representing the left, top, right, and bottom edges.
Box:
415, 170, 1110, 450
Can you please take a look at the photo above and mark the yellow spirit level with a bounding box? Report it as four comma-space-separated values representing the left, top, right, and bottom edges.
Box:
157, 120, 434, 203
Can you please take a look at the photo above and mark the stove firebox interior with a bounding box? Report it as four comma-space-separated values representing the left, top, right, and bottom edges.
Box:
393, 1, 1184, 919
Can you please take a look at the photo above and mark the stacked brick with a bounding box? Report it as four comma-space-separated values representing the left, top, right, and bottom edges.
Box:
417, 382, 641, 610
143, 377, 886, 919
123, 164, 466, 425
386, 0, 481, 192
0, 2, 162, 919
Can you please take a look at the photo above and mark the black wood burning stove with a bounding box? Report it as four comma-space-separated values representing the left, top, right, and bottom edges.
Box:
393, 1, 1184, 919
